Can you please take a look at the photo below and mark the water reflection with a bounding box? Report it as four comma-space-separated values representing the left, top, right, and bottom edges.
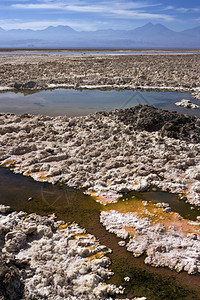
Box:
0, 89, 199, 117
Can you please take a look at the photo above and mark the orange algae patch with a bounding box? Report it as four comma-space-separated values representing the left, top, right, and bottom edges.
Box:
88, 251, 107, 261
25, 171, 49, 180
124, 226, 135, 236
75, 233, 89, 238
87, 246, 111, 261
157, 215, 200, 235
103, 197, 200, 237
87, 191, 120, 205
23, 213, 37, 218
58, 223, 69, 230
1, 160, 16, 167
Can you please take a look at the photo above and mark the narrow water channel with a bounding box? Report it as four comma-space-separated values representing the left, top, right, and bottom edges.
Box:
0, 166, 200, 299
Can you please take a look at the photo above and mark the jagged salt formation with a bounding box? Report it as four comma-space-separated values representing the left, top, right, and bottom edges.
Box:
175, 99, 199, 109
0, 206, 122, 300
0, 106, 200, 205
100, 210, 200, 275
0, 54, 199, 100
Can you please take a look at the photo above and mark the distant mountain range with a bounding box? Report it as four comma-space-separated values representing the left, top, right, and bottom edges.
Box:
0, 23, 200, 49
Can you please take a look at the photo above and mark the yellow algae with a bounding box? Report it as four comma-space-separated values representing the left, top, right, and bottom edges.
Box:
131, 182, 139, 186
75, 233, 89, 238
22, 213, 37, 218
22, 214, 31, 219
58, 223, 69, 230
88, 252, 106, 261
48, 213, 56, 218
103, 197, 147, 215
87, 247, 111, 261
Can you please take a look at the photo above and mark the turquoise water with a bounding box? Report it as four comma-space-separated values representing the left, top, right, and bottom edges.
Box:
0, 89, 199, 117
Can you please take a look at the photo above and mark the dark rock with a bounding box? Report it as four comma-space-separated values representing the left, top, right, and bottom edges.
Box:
23, 81, 36, 89
116, 105, 200, 143
120, 187, 130, 193
0, 257, 24, 300
13, 82, 22, 89
68, 120, 76, 127
14, 81, 36, 90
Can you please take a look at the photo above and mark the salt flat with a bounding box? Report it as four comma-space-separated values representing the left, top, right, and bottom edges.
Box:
0, 53, 199, 100
0, 52, 200, 299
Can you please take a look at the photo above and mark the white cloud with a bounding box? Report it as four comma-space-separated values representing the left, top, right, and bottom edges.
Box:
12, 1, 160, 11
12, 0, 160, 11
177, 8, 190, 13
192, 8, 200, 12
108, 9, 173, 21
11, 1, 173, 21
163, 6, 174, 10
12, 3, 62, 9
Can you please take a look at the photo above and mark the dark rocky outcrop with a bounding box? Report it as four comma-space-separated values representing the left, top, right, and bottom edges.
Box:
0, 257, 24, 300
14, 81, 36, 89
116, 105, 200, 143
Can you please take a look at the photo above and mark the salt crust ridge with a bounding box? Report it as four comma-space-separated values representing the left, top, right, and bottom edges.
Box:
0, 53, 200, 100
100, 210, 200, 275
0, 206, 123, 299
175, 99, 199, 109
0, 107, 200, 205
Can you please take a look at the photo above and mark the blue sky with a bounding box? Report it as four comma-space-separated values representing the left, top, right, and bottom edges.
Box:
0, 0, 200, 31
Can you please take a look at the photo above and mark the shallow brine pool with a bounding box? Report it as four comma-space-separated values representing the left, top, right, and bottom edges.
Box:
0, 88, 199, 117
